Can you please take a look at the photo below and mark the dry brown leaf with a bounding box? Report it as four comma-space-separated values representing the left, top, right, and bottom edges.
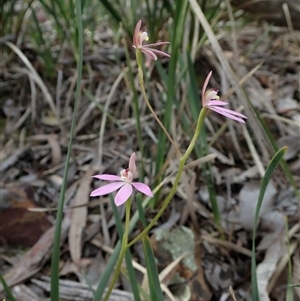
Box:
68, 167, 94, 264
0, 186, 51, 247
0, 212, 71, 291
257, 236, 285, 301
48, 134, 62, 167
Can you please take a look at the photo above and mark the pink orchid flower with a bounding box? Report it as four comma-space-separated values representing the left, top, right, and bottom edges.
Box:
202, 71, 247, 123
90, 153, 153, 206
133, 19, 170, 61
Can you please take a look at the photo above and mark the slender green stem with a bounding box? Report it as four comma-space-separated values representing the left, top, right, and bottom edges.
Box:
127, 108, 207, 248
102, 199, 131, 301
131, 79, 144, 178
125, 45, 144, 178
123, 198, 131, 244
50, 0, 83, 299
136, 50, 181, 158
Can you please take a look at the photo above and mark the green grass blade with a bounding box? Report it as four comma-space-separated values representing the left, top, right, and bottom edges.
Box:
123, 247, 142, 301
124, 43, 144, 178
154, 1, 188, 205
251, 146, 287, 301
186, 52, 201, 115
136, 195, 147, 228
0, 273, 17, 301
92, 241, 121, 301
97, 0, 131, 35
137, 198, 164, 300
83, 88, 130, 140
50, 0, 84, 299
30, 9, 55, 77
142, 235, 164, 301
252, 106, 300, 200
111, 197, 141, 301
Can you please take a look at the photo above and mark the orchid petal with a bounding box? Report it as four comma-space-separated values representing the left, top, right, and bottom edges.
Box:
202, 71, 213, 104
115, 183, 133, 206
133, 20, 142, 47
143, 41, 170, 47
208, 100, 228, 106
90, 182, 125, 197
210, 106, 247, 118
209, 106, 247, 123
142, 47, 171, 58
132, 182, 153, 197
128, 153, 136, 175
141, 48, 157, 60
92, 174, 122, 181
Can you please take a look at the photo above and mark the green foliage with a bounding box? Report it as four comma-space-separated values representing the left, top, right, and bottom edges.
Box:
6, 0, 296, 300
0, 0, 32, 37
111, 197, 142, 301
0, 274, 17, 301
251, 147, 287, 301
50, 0, 84, 299
138, 200, 164, 301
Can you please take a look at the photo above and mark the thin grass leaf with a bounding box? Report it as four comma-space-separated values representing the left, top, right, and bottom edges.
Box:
0, 274, 17, 301
50, 0, 84, 299
97, 0, 131, 35
110, 197, 142, 301
123, 247, 142, 301
253, 106, 300, 200
38, 0, 68, 42
1, 0, 22, 36
154, 1, 188, 206
81, 272, 96, 296
186, 51, 201, 117
83, 88, 130, 140
251, 146, 287, 301
136, 195, 147, 228
137, 199, 164, 300
142, 235, 164, 301
36, 0, 74, 71
124, 42, 144, 179
30, 9, 55, 77
92, 241, 121, 301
